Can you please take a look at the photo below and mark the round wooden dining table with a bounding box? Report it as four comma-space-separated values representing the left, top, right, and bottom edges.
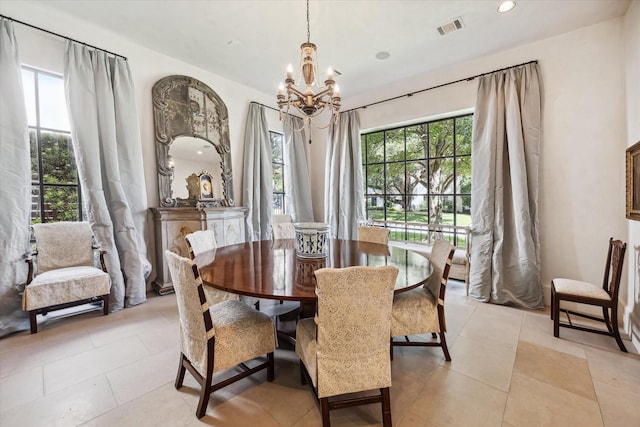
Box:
194, 238, 433, 303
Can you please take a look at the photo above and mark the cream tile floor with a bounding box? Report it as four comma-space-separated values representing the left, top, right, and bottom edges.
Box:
1, 281, 639, 427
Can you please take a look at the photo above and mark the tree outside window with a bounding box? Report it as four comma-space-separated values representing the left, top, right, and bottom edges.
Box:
361, 114, 472, 245
270, 131, 285, 214
22, 66, 82, 223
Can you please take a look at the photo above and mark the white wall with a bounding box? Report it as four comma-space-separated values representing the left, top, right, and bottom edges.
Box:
0, 1, 282, 285
624, 0, 640, 350
310, 17, 629, 321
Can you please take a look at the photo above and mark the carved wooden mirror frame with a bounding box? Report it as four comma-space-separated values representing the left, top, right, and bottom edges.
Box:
153, 75, 234, 207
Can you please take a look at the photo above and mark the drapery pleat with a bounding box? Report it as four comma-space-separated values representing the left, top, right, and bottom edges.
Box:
64, 41, 151, 310
469, 62, 543, 309
242, 103, 273, 240
0, 18, 31, 335
324, 111, 365, 239
283, 114, 314, 222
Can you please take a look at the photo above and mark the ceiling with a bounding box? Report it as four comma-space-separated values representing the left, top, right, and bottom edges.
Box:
36, 0, 630, 103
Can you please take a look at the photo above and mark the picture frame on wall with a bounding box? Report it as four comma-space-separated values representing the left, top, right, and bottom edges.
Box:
626, 140, 640, 220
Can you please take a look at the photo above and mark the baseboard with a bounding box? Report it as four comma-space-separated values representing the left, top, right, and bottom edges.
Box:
624, 304, 640, 353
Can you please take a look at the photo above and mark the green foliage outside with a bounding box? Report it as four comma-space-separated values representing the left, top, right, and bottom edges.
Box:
362, 114, 473, 231
30, 130, 80, 223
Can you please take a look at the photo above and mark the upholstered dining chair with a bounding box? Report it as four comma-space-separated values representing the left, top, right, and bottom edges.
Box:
390, 239, 455, 361
165, 250, 276, 418
184, 230, 241, 306
296, 265, 398, 427
357, 225, 390, 245
22, 222, 111, 334
551, 238, 628, 352
272, 214, 296, 240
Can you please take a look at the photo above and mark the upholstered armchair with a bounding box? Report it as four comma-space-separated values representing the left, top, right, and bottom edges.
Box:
22, 222, 111, 334
184, 229, 241, 306
165, 250, 276, 418
296, 265, 398, 426
357, 225, 390, 245
272, 214, 296, 239
391, 239, 455, 361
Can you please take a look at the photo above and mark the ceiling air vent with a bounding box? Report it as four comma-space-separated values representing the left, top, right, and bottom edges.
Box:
436, 17, 464, 36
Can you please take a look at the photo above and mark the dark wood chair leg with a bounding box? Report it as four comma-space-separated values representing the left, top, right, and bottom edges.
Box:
300, 362, 307, 385
389, 338, 394, 361
267, 352, 275, 381
102, 294, 109, 315
440, 332, 451, 361
175, 353, 187, 389
381, 387, 392, 427
320, 397, 331, 427
550, 285, 555, 320
553, 294, 560, 338
611, 307, 628, 353
29, 310, 37, 334
196, 370, 213, 419
602, 307, 613, 333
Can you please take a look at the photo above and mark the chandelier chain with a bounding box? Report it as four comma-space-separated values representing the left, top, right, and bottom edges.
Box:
306, 0, 310, 43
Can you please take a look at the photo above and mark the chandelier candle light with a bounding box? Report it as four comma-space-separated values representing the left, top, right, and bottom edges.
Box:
277, 0, 341, 136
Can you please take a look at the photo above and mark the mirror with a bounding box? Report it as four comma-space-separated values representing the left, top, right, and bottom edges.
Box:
153, 75, 234, 207
169, 136, 223, 200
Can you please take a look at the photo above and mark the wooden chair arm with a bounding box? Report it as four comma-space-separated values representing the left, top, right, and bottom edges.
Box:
94, 246, 108, 273
25, 252, 35, 285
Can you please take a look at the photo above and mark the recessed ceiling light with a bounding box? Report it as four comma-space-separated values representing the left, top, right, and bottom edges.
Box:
197, 150, 203, 155
497, 0, 516, 13
375, 51, 390, 60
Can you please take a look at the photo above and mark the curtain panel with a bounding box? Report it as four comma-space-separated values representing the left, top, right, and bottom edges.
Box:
0, 18, 31, 335
242, 103, 273, 241
324, 111, 365, 239
64, 41, 151, 311
469, 62, 544, 309
283, 114, 314, 222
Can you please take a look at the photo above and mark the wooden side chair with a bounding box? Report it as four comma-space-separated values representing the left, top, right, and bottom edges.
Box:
23, 222, 111, 334
296, 265, 398, 427
390, 239, 456, 361
164, 250, 276, 418
184, 230, 241, 306
357, 225, 390, 245
551, 238, 628, 352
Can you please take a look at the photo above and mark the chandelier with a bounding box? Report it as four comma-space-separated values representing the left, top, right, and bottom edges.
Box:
277, 0, 341, 130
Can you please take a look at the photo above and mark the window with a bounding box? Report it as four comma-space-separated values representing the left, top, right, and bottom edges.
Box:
361, 114, 472, 245
22, 66, 82, 223
270, 131, 285, 214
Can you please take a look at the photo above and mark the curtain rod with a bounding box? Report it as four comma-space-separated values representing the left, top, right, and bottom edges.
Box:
250, 101, 280, 113
344, 60, 538, 113
1, 14, 128, 60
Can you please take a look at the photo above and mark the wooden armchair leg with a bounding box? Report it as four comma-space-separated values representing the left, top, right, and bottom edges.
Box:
29, 310, 37, 334
320, 397, 330, 427
300, 362, 308, 385
381, 387, 392, 427
175, 353, 187, 389
440, 332, 451, 361
102, 294, 110, 315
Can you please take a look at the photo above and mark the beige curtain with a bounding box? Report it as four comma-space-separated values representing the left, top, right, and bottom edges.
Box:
469, 62, 544, 309
65, 41, 151, 310
242, 103, 273, 240
324, 111, 365, 239
0, 18, 31, 335
283, 114, 314, 222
